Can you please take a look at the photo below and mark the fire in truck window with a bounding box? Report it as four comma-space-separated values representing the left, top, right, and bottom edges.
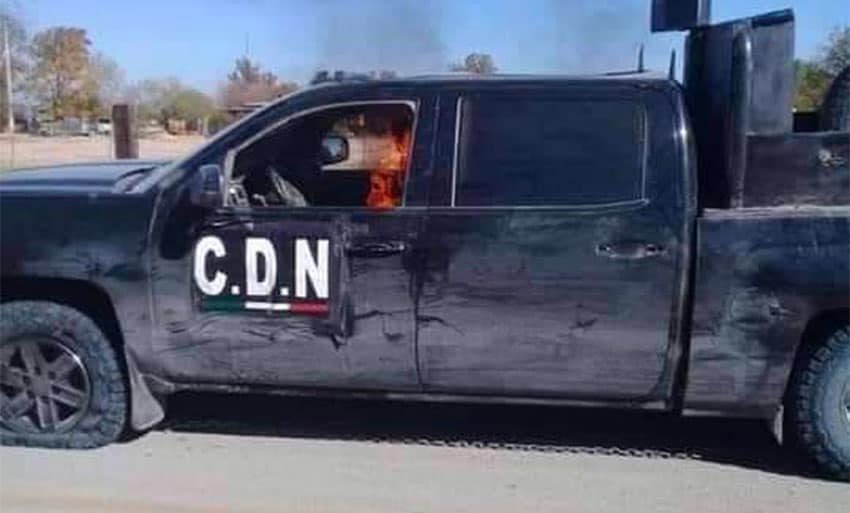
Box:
230, 103, 414, 209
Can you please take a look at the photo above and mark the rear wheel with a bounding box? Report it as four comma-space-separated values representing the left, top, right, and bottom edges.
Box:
0, 301, 127, 448
788, 324, 850, 481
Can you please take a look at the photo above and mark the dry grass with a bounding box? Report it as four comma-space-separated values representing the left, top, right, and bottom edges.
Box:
0, 134, 206, 170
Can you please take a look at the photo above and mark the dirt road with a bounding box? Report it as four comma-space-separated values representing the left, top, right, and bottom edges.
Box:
0, 134, 204, 170
1, 394, 847, 513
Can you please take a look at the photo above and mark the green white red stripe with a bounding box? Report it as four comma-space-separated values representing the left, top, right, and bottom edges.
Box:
201, 297, 329, 315
245, 301, 329, 314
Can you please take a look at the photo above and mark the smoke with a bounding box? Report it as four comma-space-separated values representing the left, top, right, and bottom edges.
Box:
542, 0, 658, 73
312, 0, 446, 76
305, 0, 678, 80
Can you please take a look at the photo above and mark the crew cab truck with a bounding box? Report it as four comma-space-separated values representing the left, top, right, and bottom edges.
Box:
1, 1, 849, 479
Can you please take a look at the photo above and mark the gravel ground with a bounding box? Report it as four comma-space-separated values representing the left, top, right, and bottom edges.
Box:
1, 393, 848, 513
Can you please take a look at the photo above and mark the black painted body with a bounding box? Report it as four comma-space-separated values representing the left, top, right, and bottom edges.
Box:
1, 76, 847, 430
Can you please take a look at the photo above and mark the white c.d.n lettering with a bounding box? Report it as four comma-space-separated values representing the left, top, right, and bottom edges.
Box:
295, 239, 328, 299
245, 237, 278, 296
193, 236, 227, 295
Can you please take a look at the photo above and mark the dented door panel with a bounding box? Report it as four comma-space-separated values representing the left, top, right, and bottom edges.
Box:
151, 207, 426, 389
418, 208, 681, 399
210, 211, 425, 389
687, 208, 850, 415
416, 85, 692, 401
148, 89, 436, 390
193, 213, 344, 387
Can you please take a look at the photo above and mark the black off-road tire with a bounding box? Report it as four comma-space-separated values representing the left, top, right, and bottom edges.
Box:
788, 325, 850, 481
0, 301, 127, 448
820, 66, 850, 132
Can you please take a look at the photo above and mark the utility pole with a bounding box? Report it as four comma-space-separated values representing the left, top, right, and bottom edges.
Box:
2, 20, 14, 134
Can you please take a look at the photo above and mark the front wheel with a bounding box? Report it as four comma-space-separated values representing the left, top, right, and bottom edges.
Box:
788, 325, 850, 481
0, 301, 127, 448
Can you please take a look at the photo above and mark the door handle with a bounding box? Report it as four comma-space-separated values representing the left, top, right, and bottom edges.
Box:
346, 240, 407, 258
596, 241, 666, 260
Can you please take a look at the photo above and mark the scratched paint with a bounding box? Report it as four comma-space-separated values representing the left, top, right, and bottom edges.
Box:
0, 77, 847, 433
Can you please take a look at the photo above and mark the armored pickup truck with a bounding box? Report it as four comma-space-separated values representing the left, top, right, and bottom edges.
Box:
1, 1, 849, 479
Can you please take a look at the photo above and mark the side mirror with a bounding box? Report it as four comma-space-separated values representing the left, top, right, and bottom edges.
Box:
320, 134, 349, 165
189, 164, 224, 209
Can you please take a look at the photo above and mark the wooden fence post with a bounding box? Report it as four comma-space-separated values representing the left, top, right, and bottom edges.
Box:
112, 104, 138, 159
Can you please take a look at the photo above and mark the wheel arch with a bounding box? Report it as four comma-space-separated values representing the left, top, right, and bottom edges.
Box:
0, 276, 165, 431
785, 307, 850, 402
1, 277, 123, 352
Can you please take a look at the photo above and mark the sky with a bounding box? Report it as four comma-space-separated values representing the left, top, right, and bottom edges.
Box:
9, 0, 850, 93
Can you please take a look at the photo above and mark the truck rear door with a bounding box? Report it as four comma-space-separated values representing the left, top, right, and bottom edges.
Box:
417, 84, 692, 401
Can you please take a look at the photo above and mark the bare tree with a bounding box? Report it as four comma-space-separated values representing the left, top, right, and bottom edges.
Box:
821, 26, 850, 77
219, 57, 297, 109
449, 53, 498, 74
310, 69, 398, 84
30, 27, 92, 118
86, 52, 126, 116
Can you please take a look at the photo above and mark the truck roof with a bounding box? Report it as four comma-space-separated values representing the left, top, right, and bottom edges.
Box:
307, 71, 675, 92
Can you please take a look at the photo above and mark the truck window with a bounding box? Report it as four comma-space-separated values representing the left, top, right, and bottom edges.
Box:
454, 95, 646, 207
229, 103, 415, 209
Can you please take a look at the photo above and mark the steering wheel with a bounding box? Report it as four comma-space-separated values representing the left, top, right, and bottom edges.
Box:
266, 166, 308, 207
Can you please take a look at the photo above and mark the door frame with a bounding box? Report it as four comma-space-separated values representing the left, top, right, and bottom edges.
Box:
413, 85, 695, 405
221, 99, 420, 208
149, 90, 439, 389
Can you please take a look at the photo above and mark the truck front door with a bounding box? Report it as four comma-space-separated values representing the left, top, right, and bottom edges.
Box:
151, 96, 435, 391
417, 87, 691, 402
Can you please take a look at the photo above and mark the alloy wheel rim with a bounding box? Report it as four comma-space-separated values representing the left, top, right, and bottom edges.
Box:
0, 337, 91, 433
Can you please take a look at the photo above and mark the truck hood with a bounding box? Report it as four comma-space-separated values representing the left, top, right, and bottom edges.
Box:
0, 160, 169, 194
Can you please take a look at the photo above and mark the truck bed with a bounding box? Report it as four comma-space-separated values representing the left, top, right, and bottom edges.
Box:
685, 206, 850, 416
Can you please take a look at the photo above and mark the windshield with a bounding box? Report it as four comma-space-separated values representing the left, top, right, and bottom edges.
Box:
130, 87, 312, 192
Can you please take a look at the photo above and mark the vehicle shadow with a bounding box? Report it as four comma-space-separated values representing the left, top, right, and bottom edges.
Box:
154, 391, 825, 480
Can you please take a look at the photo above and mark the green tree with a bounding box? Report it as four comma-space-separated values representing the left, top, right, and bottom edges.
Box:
794, 60, 832, 111
162, 87, 214, 121
449, 53, 498, 74
129, 77, 213, 124
794, 25, 850, 111
30, 27, 93, 118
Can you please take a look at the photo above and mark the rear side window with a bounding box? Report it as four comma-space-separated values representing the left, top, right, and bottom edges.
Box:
454, 95, 646, 207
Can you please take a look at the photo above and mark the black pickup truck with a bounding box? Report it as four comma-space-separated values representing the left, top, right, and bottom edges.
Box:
1, 2, 849, 479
